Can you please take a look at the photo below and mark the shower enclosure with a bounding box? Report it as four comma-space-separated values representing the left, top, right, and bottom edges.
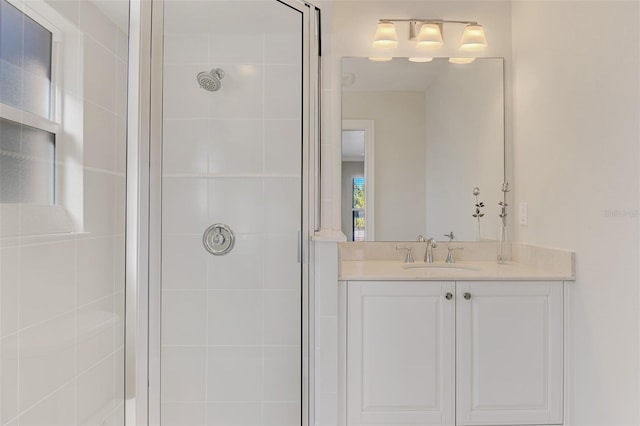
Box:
128, 1, 320, 425
0, 0, 318, 424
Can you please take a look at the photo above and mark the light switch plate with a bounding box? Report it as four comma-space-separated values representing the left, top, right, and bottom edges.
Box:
519, 202, 528, 226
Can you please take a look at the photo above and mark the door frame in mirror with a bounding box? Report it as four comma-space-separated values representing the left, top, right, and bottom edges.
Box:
342, 119, 375, 241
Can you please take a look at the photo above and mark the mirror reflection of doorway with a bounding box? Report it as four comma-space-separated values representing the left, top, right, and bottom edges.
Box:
341, 120, 374, 241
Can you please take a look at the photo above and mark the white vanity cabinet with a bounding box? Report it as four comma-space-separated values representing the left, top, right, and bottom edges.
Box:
456, 281, 563, 425
347, 281, 456, 425
346, 280, 564, 426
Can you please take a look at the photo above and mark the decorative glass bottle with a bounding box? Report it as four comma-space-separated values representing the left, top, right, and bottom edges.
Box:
497, 182, 510, 263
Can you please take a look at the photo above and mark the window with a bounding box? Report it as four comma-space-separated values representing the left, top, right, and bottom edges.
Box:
352, 177, 365, 242
0, 0, 58, 204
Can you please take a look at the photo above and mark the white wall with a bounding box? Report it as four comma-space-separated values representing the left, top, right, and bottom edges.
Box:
511, 1, 639, 424
342, 91, 426, 241
0, 1, 128, 425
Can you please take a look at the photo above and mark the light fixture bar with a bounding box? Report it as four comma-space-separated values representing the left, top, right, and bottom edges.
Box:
373, 18, 487, 52
378, 19, 479, 25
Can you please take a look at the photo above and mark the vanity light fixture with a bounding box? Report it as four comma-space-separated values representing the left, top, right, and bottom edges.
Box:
373, 21, 399, 49
460, 24, 488, 51
372, 19, 487, 52
416, 23, 443, 49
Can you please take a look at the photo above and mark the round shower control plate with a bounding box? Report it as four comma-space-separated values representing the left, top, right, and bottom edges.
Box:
203, 223, 235, 255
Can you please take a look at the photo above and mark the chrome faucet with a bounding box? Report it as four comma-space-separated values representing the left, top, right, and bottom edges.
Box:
396, 246, 415, 264
424, 238, 437, 263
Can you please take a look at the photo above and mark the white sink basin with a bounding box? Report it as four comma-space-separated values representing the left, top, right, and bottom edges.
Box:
402, 263, 480, 272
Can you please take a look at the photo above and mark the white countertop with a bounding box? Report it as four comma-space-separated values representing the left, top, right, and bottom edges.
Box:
340, 260, 575, 281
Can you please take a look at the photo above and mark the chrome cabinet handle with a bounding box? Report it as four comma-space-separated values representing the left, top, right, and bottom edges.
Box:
445, 292, 453, 300
464, 292, 471, 300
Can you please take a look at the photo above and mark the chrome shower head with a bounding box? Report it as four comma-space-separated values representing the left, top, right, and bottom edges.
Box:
197, 68, 225, 92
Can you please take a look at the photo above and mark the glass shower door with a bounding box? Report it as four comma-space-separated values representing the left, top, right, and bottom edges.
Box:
159, 1, 305, 425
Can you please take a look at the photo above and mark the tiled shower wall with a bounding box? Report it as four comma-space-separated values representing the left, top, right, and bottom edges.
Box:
160, 2, 303, 425
0, 1, 127, 425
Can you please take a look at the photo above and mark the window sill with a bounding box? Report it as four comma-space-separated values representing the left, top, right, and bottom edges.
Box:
0, 203, 74, 237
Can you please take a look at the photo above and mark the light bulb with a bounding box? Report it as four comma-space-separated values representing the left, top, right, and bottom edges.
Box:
460, 24, 487, 51
373, 22, 398, 49
416, 23, 443, 50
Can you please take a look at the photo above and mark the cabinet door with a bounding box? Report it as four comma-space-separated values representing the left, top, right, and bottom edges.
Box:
456, 281, 563, 425
347, 281, 455, 425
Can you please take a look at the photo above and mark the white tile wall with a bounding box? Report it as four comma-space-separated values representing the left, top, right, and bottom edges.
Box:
264, 120, 301, 175
208, 234, 264, 290
75, 355, 117, 424
83, 101, 117, 170
162, 291, 207, 345
19, 314, 75, 410
162, 234, 208, 289
83, 170, 117, 235
207, 178, 264, 234
0, 1, 127, 425
160, 2, 304, 424
263, 291, 301, 346
314, 242, 340, 426
19, 382, 75, 426
162, 402, 207, 426
205, 403, 262, 426
208, 120, 263, 174
207, 347, 262, 402
76, 236, 115, 305
161, 347, 207, 402
83, 36, 117, 113
164, 63, 211, 120
75, 295, 116, 372
163, 119, 209, 174
0, 248, 20, 337
264, 65, 302, 120
19, 240, 75, 328
263, 347, 301, 401
206, 291, 263, 345
162, 177, 209, 234
0, 335, 19, 424
263, 402, 301, 426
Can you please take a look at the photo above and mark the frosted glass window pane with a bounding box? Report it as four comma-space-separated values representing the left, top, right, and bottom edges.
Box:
0, 0, 52, 118
0, 0, 24, 67
0, 59, 23, 109
23, 14, 51, 78
0, 118, 54, 204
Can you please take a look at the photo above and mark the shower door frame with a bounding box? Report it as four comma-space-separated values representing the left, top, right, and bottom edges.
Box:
126, 0, 321, 425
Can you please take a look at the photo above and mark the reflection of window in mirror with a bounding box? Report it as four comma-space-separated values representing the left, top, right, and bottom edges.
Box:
352, 177, 365, 241
342, 120, 375, 241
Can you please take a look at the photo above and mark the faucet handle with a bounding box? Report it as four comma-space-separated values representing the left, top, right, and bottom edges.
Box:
444, 231, 455, 241
445, 246, 464, 263
417, 235, 426, 242
396, 246, 415, 264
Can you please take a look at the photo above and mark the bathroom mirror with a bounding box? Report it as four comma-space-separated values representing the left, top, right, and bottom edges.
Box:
341, 57, 505, 242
